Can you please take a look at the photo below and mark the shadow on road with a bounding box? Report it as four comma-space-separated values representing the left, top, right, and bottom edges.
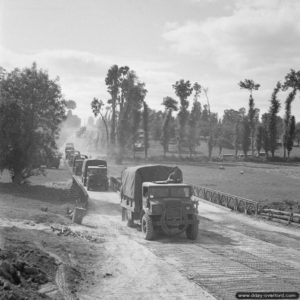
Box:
144, 228, 236, 246
87, 198, 121, 216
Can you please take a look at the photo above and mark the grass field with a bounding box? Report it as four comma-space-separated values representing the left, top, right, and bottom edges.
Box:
107, 158, 300, 212
134, 139, 300, 159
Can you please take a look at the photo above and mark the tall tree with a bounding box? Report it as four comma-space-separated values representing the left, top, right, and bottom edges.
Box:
239, 79, 260, 156
173, 79, 193, 155
255, 125, 263, 156
233, 120, 241, 158
295, 122, 300, 147
0, 63, 67, 183
203, 88, 215, 160
143, 101, 149, 159
105, 65, 120, 146
261, 113, 270, 158
161, 97, 178, 157
222, 108, 244, 149
282, 69, 300, 159
268, 82, 281, 158
117, 72, 147, 162
241, 117, 251, 158
91, 98, 110, 152
187, 97, 201, 157
286, 116, 296, 158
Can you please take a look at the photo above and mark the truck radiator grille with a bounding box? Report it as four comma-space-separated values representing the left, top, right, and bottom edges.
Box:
166, 208, 181, 219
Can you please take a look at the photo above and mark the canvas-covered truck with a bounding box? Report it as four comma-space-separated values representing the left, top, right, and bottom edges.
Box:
81, 159, 107, 186
120, 165, 199, 240
86, 166, 109, 191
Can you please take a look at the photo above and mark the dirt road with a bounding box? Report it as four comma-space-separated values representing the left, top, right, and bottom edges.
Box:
77, 189, 300, 300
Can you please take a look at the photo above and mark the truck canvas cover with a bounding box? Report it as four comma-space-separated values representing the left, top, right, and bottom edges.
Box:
121, 165, 180, 203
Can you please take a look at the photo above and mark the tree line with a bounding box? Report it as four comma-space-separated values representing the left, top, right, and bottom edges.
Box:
84, 65, 300, 162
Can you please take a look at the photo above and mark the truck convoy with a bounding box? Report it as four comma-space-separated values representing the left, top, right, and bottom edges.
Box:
120, 165, 199, 240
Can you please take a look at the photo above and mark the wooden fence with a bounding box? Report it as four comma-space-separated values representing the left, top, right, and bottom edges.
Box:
108, 176, 300, 226
260, 208, 300, 226
192, 185, 261, 215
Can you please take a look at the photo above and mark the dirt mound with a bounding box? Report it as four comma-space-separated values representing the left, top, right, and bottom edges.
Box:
0, 245, 57, 299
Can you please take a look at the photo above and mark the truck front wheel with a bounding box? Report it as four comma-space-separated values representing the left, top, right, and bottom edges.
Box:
186, 218, 199, 240
142, 214, 155, 240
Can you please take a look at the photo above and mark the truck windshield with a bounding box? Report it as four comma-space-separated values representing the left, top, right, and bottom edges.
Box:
149, 187, 169, 198
170, 187, 190, 197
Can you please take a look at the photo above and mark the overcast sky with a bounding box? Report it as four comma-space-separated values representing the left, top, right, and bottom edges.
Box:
1, 0, 300, 124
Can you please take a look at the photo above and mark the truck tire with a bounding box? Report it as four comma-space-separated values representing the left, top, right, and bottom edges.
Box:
122, 208, 126, 221
142, 214, 155, 240
186, 217, 199, 240
126, 210, 135, 228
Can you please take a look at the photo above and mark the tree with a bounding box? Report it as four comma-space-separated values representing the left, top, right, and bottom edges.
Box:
150, 110, 164, 141
91, 98, 110, 151
161, 97, 178, 157
241, 117, 251, 158
261, 113, 270, 158
222, 108, 244, 149
0, 63, 67, 183
286, 116, 296, 158
239, 79, 260, 156
268, 82, 281, 158
203, 88, 217, 160
117, 71, 147, 162
105, 65, 120, 146
173, 79, 193, 155
143, 101, 149, 159
187, 97, 201, 157
199, 104, 210, 139
233, 120, 241, 158
255, 125, 263, 156
282, 69, 300, 159
295, 122, 300, 147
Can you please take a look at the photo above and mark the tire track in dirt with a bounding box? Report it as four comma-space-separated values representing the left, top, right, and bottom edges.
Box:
85, 191, 300, 300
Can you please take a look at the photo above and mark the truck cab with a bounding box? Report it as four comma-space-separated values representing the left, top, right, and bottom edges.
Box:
141, 182, 198, 240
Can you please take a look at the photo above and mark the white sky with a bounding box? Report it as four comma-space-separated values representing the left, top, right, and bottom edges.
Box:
1, 0, 300, 124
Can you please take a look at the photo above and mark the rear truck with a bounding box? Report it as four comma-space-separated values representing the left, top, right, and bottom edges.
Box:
73, 158, 84, 176
86, 165, 109, 191
81, 159, 107, 186
120, 165, 199, 240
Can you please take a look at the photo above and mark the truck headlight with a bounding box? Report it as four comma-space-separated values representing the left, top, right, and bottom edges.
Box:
185, 205, 192, 211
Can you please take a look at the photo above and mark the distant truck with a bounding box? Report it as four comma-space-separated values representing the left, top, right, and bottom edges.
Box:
120, 165, 199, 240
65, 143, 75, 160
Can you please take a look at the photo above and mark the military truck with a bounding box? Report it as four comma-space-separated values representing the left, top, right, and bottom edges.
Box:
73, 158, 84, 176
86, 166, 108, 191
81, 159, 107, 186
65, 143, 74, 159
69, 150, 80, 166
120, 165, 199, 240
